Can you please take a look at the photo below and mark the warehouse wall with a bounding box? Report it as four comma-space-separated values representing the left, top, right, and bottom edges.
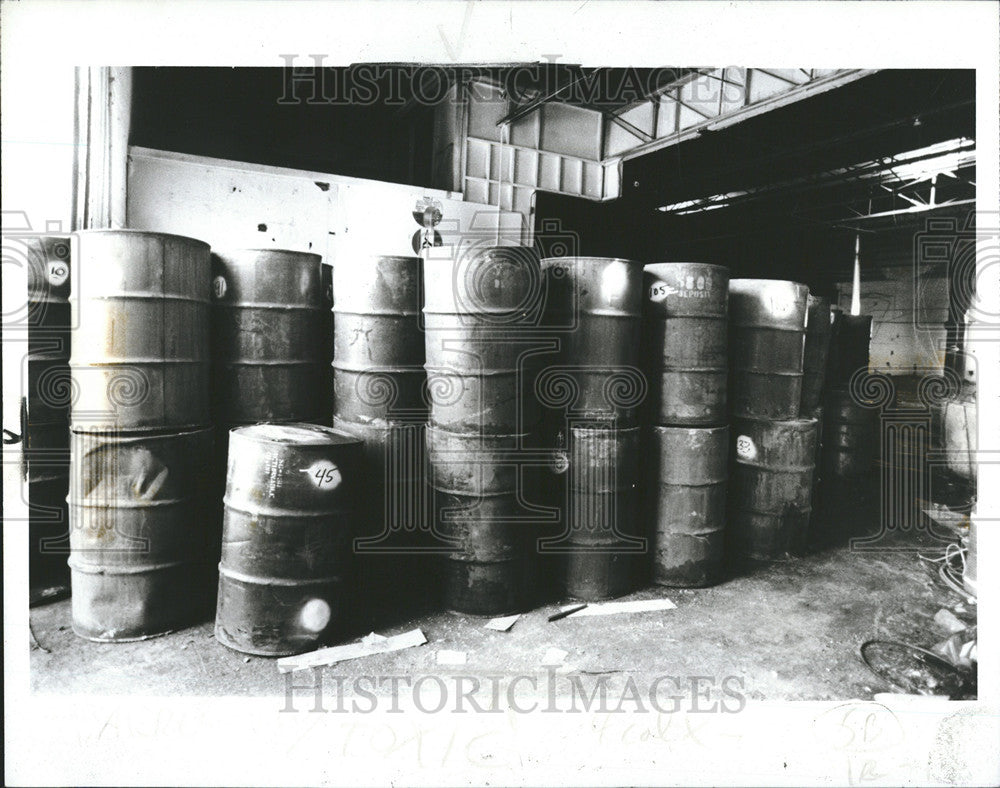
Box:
836, 266, 949, 376
126, 147, 525, 263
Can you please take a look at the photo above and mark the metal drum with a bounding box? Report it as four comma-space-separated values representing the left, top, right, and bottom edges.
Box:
729, 279, 809, 420
649, 425, 728, 587
565, 425, 643, 601
70, 230, 210, 431
428, 426, 530, 615
541, 256, 645, 425
68, 427, 214, 641
22, 236, 73, 587
424, 246, 543, 434
24, 418, 72, 589
333, 255, 425, 423
729, 416, 818, 561
642, 263, 729, 426
321, 263, 335, 411
211, 249, 325, 426
822, 388, 878, 480
827, 313, 872, 388
25, 234, 72, 334
215, 423, 363, 656
25, 235, 72, 425
801, 295, 832, 417
333, 416, 430, 624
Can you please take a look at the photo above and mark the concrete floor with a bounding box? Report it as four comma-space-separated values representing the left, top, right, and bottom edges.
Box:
30, 534, 971, 701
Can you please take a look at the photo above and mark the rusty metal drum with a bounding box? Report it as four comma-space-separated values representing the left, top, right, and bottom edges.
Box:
729, 279, 809, 420
24, 413, 72, 588
333, 416, 430, 624
815, 389, 878, 543
215, 423, 363, 656
729, 416, 818, 561
642, 263, 729, 426
333, 255, 425, 423
211, 249, 325, 426
827, 313, 872, 388
25, 234, 72, 332
436, 492, 530, 616
321, 263, 335, 410
68, 427, 214, 641
541, 256, 645, 425
427, 426, 531, 615
564, 424, 643, 600
822, 388, 878, 480
25, 235, 72, 427
70, 230, 210, 431
649, 425, 728, 587
801, 295, 833, 417
22, 236, 72, 539
424, 246, 542, 434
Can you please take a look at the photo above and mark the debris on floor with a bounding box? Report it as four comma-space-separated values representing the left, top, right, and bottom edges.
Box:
933, 607, 966, 634
484, 614, 520, 632
277, 628, 427, 672
558, 598, 677, 617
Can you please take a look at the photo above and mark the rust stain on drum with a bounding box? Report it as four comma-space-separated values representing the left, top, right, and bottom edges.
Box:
729, 416, 819, 563
649, 425, 728, 587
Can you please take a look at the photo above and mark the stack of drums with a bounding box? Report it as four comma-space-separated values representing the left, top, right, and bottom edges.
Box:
68, 230, 213, 640
642, 263, 729, 587
424, 246, 542, 615
23, 235, 73, 591
728, 279, 819, 562
540, 256, 645, 601
215, 423, 363, 655
210, 249, 326, 590
331, 255, 429, 622
801, 295, 832, 546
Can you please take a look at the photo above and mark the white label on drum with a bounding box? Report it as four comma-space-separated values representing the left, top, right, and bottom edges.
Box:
212, 275, 228, 299
648, 281, 678, 302
768, 294, 795, 318
47, 261, 69, 287
550, 450, 570, 475
303, 460, 342, 490
736, 435, 757, 461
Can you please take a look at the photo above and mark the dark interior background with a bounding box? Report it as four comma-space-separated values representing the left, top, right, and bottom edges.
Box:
130, 66, 438, 185
131, 67, 975, 299
535, 69, 975, 297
